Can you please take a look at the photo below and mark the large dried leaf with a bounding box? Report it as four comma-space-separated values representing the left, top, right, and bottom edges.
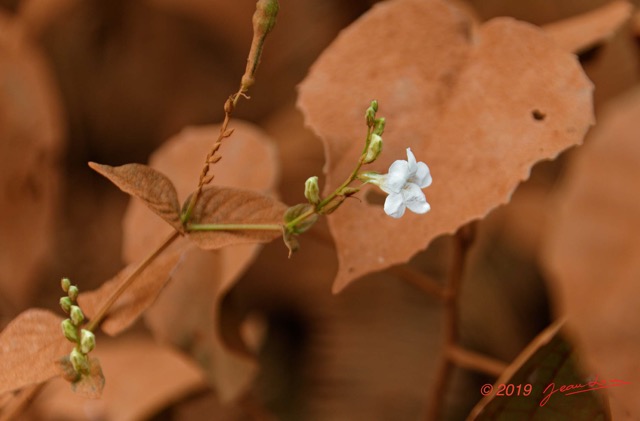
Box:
33, 336, 207, 421
0, 309, 68, 395
297, 0, 594, 292
78, 239, 186, 336
0, 14, 63, 310
543, 87, 640, 420
469, 321, 611, 420
88, 162, 182, 232
187, 186, 286, 250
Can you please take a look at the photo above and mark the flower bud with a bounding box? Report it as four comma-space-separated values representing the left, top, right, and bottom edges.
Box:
60, 297, 72, 314
363, 134, 383, 164
365, 100, 378, 127
373, 117, 386, 136
357, 171, 385, 187
67, 285, 79, 302
61, 277, 71, 293
61, 319, 79, 343
340, 187, 360, 197
70, 306, 85, 326
304, 176, 320, 205
284, 204, 318, 234
70, 347, 89, 374
80, 329, 96, 354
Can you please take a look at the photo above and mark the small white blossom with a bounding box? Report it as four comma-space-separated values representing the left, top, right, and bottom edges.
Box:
364, 148, 432, 218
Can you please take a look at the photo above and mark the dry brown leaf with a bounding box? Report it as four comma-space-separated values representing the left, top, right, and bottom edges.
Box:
543, 1, 633, 54
78, 238, 186, 336
0, 13, 63, 310
187, 186, 286, 250
88, 162, 183, 232
57, 355, 105, 399
298, 0, 594, 292
0, 309, 68, 395
120, 123, 280, 402
33, 336, 207, 421
122, 122, 280, 261
543, 87, 640, 420
468, 320, 610, 420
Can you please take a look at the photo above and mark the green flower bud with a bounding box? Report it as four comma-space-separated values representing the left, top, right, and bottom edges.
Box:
59, 297, 72, 314
304, 176, 320, 205
80, 329, 96, 354
374, 117, 386, 136
61, 319, 78, 343
70, 306, 85, 326
340, 187, 361, 197
284, 204, 318, 234
61, 277, 71, 293
68, 285, 79, 302
370, 100, 378, 113
70, 347, 89, 374
366, 108, 376, 127
363, 134, 383, 164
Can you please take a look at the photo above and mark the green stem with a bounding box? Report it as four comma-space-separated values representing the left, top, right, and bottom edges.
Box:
317, 128, 373, 210
187, 223, 282, 231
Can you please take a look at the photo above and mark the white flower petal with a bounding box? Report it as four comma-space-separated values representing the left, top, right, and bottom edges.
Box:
382, 160, 409, 193
412, 162, 432, 188
406, 148, 417, 174
384, 192, 406, 218
402, 183, 430, 214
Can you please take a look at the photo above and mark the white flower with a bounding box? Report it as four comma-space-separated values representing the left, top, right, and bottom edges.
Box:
364, 148, 432, 218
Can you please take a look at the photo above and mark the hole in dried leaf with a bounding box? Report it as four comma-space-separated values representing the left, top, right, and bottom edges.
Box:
532, 109, 546, 121
365, 188, 386, 207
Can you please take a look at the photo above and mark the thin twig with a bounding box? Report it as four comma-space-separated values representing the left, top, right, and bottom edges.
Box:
390, 265, 446, 299
427, 223, 476, 420
446, 345, 507, 378
85, 231, 179, 332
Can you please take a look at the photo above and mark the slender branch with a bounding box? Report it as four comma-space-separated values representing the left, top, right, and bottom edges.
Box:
181, 0, 279, 224
85, 231, 179, 332
446, 345, 507, 378
390, 265, 446, 299
187, 223, 282, 231
427, 223, 476, 421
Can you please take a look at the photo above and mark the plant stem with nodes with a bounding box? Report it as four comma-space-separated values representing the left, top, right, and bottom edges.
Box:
84, 0, 279, 332
181, 0, 279, 224
427, 222, 476, 421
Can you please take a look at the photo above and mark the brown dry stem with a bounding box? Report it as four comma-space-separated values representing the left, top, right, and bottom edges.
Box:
427, 223, 476, 420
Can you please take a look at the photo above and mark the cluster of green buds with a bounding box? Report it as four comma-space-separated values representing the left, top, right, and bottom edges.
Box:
59, 278, 96, 378
282, 100, 388, 255
362, 100, 386, 164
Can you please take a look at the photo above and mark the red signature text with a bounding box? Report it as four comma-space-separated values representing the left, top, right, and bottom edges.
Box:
540, 376, 631, 407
